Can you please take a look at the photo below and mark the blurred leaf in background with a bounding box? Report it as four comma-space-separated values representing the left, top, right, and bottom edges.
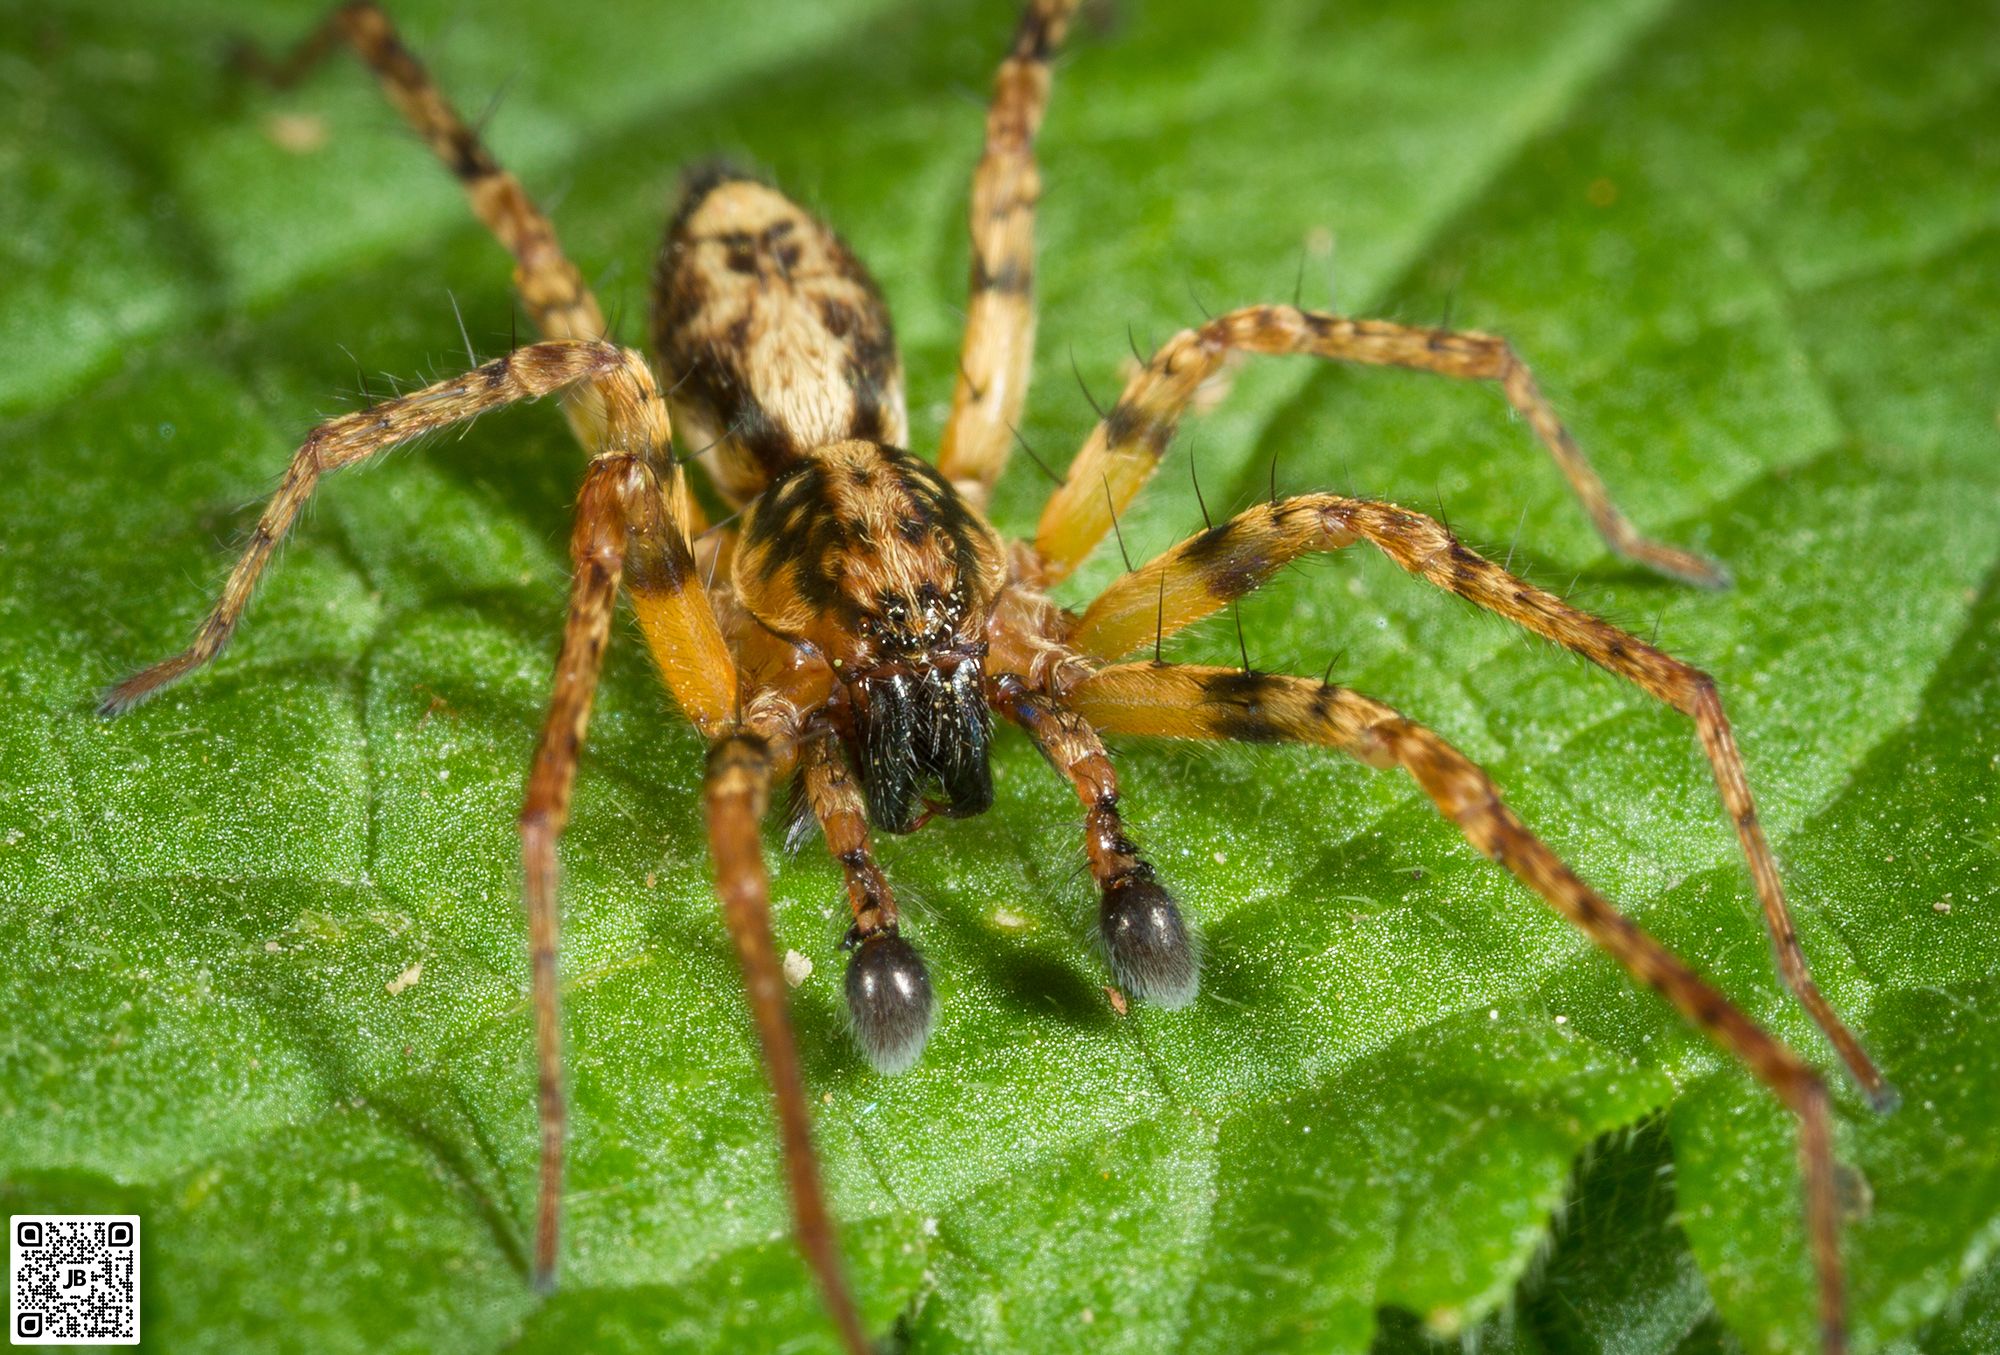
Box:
2, 1, 1996, 1352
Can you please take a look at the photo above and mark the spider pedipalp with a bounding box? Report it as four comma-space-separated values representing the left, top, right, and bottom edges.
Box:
842, 929, 938, 1076
1097, 871, 1200, 1010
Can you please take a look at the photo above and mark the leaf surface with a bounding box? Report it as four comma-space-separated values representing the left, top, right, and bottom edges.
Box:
3, 1, 1996, 1351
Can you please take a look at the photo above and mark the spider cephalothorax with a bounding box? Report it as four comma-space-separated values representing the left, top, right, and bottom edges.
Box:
734, 441, 1008, 834
106, 4, 1893, 1354
658, 166, 1011, 838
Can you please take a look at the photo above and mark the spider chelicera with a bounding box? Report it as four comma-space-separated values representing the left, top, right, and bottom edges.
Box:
103, 3, 1893, 1351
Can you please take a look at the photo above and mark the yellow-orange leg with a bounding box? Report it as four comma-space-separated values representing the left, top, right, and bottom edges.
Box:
1032, 304, 1725, 588
533, 591, 863, 1343
1068, 662, 1849, 1355
232, 2, 619, 450
517, 442, 740, 1286
705, 731, 872, 1355
801, 732, 899, 940
515, 452, 641, 1287
935, 0, 1082, 506
100, 337, 740, 1292
1065, 492, 1890, 1107
100, 341, 650, 715
994, 675, 1199, 1007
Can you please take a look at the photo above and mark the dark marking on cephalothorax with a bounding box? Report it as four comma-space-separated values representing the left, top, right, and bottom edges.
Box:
745, 462, 832, 578
894, 454, 992, 588
733, 444, 1004, 659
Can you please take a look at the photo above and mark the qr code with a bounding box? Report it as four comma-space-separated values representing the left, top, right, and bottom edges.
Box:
10, 1216, 139, 1345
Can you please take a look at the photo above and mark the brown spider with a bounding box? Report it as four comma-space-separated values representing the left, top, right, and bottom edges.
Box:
103, 3, 1895, 1352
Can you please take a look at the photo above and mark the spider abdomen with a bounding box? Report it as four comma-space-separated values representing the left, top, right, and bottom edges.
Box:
651, 166, 908, 507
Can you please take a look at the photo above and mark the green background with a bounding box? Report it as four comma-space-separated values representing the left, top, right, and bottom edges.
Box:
3, 0, 1996, 1351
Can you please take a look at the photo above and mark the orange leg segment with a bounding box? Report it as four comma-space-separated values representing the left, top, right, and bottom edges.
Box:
1068, 661, 1851, 1355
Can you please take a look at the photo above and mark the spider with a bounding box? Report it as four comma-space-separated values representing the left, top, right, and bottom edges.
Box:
101, 3, 1896, 1351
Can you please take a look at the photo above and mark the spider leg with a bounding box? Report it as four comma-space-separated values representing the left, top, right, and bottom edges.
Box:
517, 451, 668, 1289
1066, 661, 1848, 1355
232, 2, 616, 448
1068, 492, 1890, 1106
517, 454, 867, 1342
706, 730, 873, 1355
800, 732, 937, 1073
935, 0, 1082, 507
99, 340, 653, 715
1032, 304, 1725, 588
992, 676, 1198, 1007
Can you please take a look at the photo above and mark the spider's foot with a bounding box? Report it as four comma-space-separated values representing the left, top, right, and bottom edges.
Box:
845, 930, 935, 1075
1864, 1078, 1902, 1116
1621, 536, 1733, 591
1099, 873, 1199, 1009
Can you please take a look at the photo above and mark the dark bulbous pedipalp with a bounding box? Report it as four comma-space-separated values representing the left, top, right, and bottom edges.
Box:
844, 931, 936, 1074
1099, 872, 1199, 1009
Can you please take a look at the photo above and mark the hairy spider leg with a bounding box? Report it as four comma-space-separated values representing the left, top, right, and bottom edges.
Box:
517, 434, 738, 1276
1066, 662, 1849, 1355
1032, 303, 1727, 588
1065, 492, 1890, 1107
232, 1, 622, 454
99, 340, 637, 715
993, 677, 1198, 1007
703, 730, 873, 1355
936, 0, 1082, 507
800, 733, 937, 1073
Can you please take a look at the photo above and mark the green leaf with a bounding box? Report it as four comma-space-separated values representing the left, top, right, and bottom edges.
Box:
3, 1, 1995, 1352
